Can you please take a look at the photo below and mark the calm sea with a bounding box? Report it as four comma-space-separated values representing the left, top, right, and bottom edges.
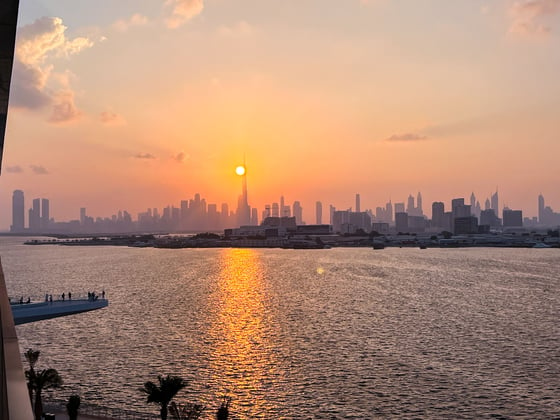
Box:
2, 237, 559, 419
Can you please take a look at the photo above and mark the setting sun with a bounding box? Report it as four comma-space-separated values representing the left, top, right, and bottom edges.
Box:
235, 166, 246, 176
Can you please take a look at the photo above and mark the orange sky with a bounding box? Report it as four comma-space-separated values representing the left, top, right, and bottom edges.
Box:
2, 0, 560, 228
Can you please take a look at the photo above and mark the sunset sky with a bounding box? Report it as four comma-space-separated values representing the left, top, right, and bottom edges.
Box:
2, 0, 560, 229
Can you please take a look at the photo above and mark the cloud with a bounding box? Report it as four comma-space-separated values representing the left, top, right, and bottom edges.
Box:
508, 0, 560, 37
173, 151, 190, 163
48, 90, 81, 124
218, 21, 255, 37
12, 17, 93, 119
113, 14, 149, 32
30, 165, 49, 175
134, 153, 156, 160
5, 165, 23, 173
386, 133, 428, 142
165, 0, 204, 29
100, 111, 126, 125
9, 60, 51, 109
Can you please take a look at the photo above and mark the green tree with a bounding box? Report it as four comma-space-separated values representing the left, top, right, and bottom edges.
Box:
140, 375, 188, 420
32, 368, 63, 420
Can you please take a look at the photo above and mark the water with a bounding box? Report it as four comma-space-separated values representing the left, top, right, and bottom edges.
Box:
1, 237, 559, 419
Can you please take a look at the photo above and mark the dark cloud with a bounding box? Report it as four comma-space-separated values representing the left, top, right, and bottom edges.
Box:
30, 165, 49, 175
10, 60, 52, 109
386, 133, 428, 142
5, 165, 23, 173
173, 151, 190, 163
134, 153, 156, 160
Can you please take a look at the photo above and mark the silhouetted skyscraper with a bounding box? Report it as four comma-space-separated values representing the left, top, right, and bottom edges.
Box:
538, 194, 545, 223
293, 201, 303, 225
355, 193, 361, 213
29, 198, 41, 231
432, 201, 444, 228
236, 162, 251, 226
417, 192, 423, 215
503, 208, 522, 227
491, 189, 499, 214
407, 195, 415, 214
41, 198, 49, 230
316, 201, 322, 224
280, 195, 285, 216
11, 189, 24, 232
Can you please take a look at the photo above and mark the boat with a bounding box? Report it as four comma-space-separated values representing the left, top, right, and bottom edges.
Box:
533, 242, 551, 248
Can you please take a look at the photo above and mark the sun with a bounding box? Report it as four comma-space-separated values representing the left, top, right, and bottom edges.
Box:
235, 165, 246, 176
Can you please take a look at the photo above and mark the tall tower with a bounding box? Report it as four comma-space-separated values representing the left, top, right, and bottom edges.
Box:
316, 201, 322, 224
41, 198, 49, 230
386, 200, 393, 223
280, 195, 285, 217
417, 192, 423, 215
538, 194, 545, 223
407, 195, 415, 214
29, 198, 41, 231
432, 201, 444, 228
236, 161, 251, 226
491, 189, 499, 214
11, 189, 24, 232
293, 201, 303, 225
355, 194, 361, 213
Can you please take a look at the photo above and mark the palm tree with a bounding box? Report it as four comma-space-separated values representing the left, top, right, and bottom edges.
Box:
32, 368, 63, 420
24, 348, 41, 403
168, 401, 205, 420
140, 375, 188, 420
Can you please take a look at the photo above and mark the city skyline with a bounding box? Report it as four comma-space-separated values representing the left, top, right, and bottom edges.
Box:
5, 187, 560, 233
2, 1, 560, 230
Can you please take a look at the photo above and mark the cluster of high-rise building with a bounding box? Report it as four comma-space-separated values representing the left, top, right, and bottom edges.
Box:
8, 188, 560, 235
10, 190, 50, 233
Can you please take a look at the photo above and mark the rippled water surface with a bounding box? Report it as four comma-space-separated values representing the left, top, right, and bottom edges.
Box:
2, 237, 559, 419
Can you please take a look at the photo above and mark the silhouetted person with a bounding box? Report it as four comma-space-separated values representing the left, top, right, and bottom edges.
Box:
26, 297, 30, 304
101, 290, 105, 299
62, 292, 65, 301
68, 292, 72, 300
19, 296, 23, 304
49, 295, 53, 303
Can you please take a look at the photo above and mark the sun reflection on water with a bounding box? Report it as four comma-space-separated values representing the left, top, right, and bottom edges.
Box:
208, 248, 280, 416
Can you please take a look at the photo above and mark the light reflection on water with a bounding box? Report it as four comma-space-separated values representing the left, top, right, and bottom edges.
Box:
207, 249, 280, 416
1, 237, 559, 419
